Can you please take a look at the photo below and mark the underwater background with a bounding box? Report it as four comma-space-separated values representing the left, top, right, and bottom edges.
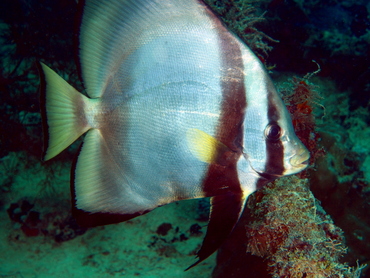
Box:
0, 0, 369, 277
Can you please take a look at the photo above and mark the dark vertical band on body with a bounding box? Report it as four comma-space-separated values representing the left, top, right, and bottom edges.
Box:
185, 3, 250, 269
200, 4, 247, 197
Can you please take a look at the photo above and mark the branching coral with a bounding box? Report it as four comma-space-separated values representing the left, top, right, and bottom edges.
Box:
245, 176, 365, 278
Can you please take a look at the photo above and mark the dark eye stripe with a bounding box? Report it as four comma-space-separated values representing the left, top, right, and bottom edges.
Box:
265, 123, 282, 141
255, 94, 285, 188
265, 93, 285, 177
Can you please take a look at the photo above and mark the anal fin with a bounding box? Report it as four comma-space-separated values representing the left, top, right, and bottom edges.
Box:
186, 193, 246, 270
71, 129, 155, 227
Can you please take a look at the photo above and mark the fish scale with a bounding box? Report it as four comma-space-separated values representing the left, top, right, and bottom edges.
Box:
41, 0, 309, 269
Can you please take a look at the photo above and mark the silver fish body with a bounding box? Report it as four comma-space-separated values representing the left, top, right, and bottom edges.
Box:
41, 0, 309, 268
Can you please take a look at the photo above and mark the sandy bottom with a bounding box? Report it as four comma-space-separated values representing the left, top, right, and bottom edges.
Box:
0, 153, 215, 278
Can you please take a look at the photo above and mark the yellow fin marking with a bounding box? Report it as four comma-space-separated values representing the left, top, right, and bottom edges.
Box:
186, 129, 227, 164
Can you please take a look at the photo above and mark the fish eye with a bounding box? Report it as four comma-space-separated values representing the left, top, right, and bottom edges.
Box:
265, 123, 282, 141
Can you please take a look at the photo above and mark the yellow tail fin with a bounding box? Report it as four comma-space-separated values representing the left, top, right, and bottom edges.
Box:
41, 63, 91, 160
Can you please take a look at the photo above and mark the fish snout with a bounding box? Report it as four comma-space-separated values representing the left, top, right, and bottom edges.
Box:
289, 145, 310, 170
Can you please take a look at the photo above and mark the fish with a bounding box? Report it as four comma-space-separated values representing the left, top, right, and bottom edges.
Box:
41, 0, 310, 269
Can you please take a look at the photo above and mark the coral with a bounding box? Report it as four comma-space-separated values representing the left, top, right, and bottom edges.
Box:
245, 176, 365, 278
279, 70, 325, 175
213, 78, 368, 277
148, 221, 204, 259
1, 151, 87, 243
300, 77, 370, 266
264, 0, 370, 108
6, 198, 87, 242
156, 223, 173, 236
0, 152, 21, 195
293, 1, 370, 56
0, 1, 82, 159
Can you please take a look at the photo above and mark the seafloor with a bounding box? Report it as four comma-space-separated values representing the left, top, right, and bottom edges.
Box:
0, 0, 369, 277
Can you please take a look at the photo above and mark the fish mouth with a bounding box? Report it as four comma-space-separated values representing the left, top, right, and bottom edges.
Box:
289, 149, 310, 169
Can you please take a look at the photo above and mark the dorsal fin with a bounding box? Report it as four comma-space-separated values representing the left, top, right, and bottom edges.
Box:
80, 0, 211, 98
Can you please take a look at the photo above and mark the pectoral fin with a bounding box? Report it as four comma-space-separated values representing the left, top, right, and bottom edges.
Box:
186, 128, 231, 165
186, 192, 247, 270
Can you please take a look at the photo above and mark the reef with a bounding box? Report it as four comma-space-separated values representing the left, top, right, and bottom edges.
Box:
208, 11, 369, 271
212, 72, 369, 277
246, 177, 363, 278
264, 0, 370, 109
7, 198, 87, 242
213, 174, 365, 277
0, 0, 369, 277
